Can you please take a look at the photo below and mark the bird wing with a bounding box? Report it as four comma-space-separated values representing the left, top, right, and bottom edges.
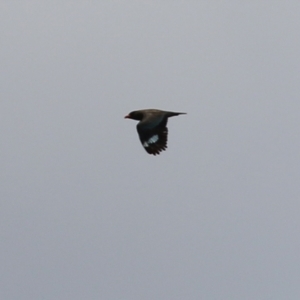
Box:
136, 114, 169, 155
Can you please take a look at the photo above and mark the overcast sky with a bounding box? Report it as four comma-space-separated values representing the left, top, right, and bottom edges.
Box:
1, 1, 300, 299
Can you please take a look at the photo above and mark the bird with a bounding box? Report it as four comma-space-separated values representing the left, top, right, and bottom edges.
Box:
125, 109, 186, 155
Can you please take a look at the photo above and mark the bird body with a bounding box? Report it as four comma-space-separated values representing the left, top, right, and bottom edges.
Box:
125, 109, 186, 155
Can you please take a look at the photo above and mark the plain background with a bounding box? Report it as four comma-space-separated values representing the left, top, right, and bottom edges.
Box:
1, 1, 300, 299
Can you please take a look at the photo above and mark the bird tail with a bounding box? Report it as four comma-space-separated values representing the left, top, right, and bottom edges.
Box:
167, 111, 187, 117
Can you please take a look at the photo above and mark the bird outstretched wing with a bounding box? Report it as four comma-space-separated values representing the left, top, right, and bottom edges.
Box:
137, 116, 169, 155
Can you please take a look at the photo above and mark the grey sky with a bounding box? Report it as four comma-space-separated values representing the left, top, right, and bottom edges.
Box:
1, 1, 300, 299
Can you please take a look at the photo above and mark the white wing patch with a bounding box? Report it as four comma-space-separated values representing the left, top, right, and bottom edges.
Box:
143, 134, 159, 148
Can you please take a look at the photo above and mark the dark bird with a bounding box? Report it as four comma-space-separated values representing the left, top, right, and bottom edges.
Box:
125, 109, 186, 155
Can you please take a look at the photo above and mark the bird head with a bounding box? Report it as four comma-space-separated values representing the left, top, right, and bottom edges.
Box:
124, 110, 144, 121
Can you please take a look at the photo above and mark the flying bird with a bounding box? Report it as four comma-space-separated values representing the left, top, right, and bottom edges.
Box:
125, 109, 186, 155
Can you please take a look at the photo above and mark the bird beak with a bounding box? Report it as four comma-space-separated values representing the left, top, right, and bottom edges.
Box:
124, 115, 130, 119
